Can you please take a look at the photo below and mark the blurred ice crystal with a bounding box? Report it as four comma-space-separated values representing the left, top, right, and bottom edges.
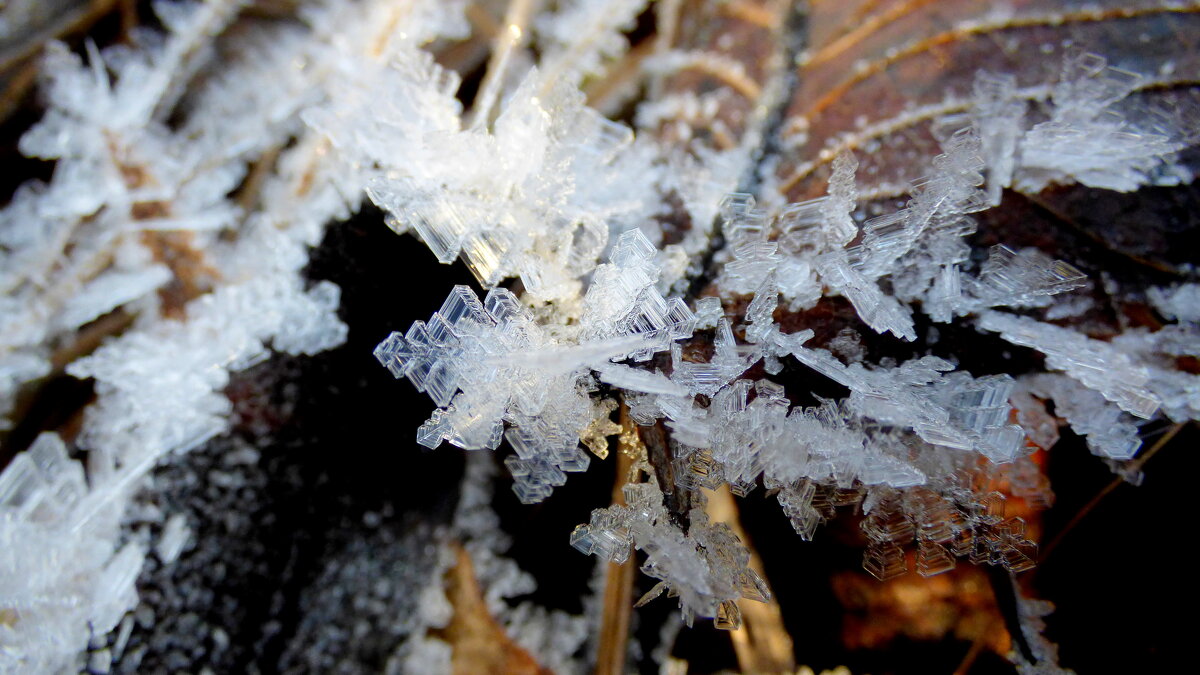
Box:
1016, 50, 1186, 192
70, 274, 346, 460
1148, 283, 1200, 324
535, 0, 651, 90
1111, 326, 1200, 424
964, 50, 1193, 195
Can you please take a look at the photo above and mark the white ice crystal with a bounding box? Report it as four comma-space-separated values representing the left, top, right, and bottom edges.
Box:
376, 229, 695, 503
572, 478, 769, 628
307, 44, 663, 303
1023, 374, 1142, 461
1148, 283, 1200, 325
979, 311, 1160, 419
1111, 325, 1200, 423
2, 0, 1198, 666
965, 49, 1195, 196
535, 0, 650, 90
1016, 50, 1188, 193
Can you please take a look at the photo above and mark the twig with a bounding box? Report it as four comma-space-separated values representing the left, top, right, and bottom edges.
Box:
118, 0, 138, 40
585, 35, 657, 116
436, 3, 501, 75
1040, 422, 1187, 562
0, 0, 120, 74
235, 144, 282, 212
705, 485, 796, 674
654, 0, 682, 57
438, 542, 551, 674
953, 618, 993, 675
0, 57, 39, 124
594, 436, 636, 675
469, 0, 538, 130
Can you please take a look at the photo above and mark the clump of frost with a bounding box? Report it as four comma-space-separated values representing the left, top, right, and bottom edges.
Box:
375, 230, 694, 503
1148, 283, 1200, 324
967, 49, 1195, 197
979, 311, 1160, 420
535, 0, 650, 90
571, 477, 769, 629
0, 433, 143, 673
0, 0, 474, 667
1024, 375, 1143, 460
307, 46, 662, 303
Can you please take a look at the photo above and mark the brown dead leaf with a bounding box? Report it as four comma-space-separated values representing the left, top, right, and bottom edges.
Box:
435, 542, 553, 675
140, 231, 219, 319
832, 564, 1010, 655
705, 484, 796, 674
778, 0, 1200, 201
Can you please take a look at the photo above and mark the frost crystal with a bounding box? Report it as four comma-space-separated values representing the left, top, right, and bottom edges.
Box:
1024, 375, 1142, 460
535, 0, 650, 90
966, 50, 1195, 196
376, 230, 694, 503
979, 311, 1160, 419
572, 479, 768, 629
309, 48, 660, 302
1017, 50, 1187, 192
1, 0, 1197, 666
1148, 283, 1200, 324
376, 284, 595, 502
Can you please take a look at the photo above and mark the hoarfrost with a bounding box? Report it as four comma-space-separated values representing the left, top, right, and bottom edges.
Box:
0, 0, 1196, 665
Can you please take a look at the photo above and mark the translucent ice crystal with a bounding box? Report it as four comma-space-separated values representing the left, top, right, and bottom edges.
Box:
851, 127, 989, 280
817, 253, 917, 341
788, 346, 1025, 463
669, 318, 759, 397
572, 479, 768, 628
1018, 50, 1186, 192
1024, 375, 1143, 460
580, 230, 697, 360
979, 311, 1160, 419
969, 72, 1025, 205
377, 232, 696, 503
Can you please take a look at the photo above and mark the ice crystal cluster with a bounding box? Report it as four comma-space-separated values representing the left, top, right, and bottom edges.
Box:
0, 0, 1197, 671
374, 227, 694, 503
